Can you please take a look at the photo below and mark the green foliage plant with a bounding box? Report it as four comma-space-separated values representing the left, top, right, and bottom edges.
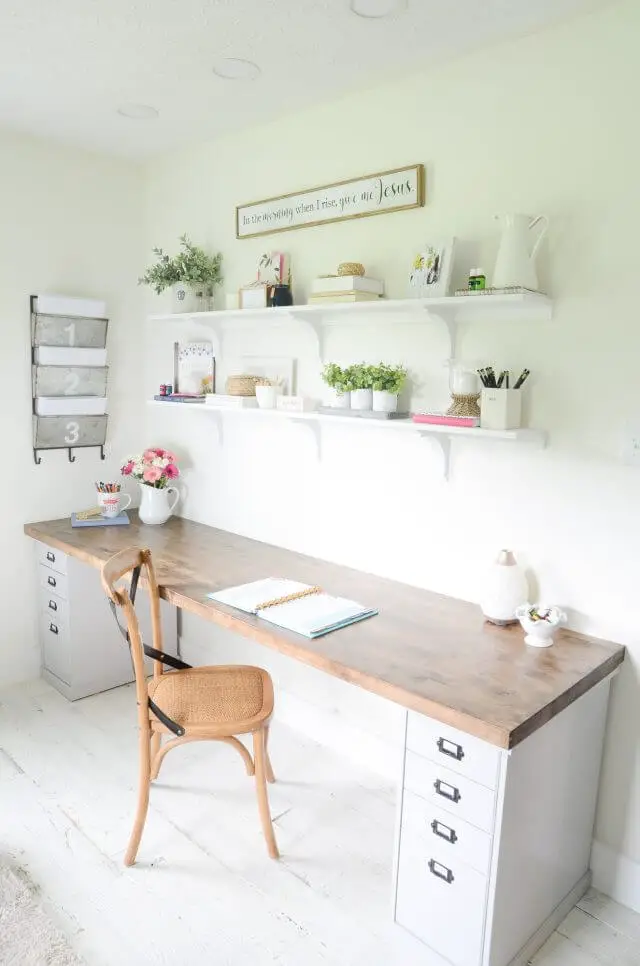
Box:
322, 363, 350, 393
370, 363, 408, 394
139, 234, 223, 294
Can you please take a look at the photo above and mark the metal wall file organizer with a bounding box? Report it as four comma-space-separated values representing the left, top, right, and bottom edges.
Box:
31, 295, 109, 464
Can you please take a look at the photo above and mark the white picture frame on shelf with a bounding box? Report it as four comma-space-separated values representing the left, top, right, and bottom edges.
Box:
409, 238, 456, 299
239, 356, 296, 395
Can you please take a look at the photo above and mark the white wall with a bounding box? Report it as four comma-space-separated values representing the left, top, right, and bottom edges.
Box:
142, 0, 640, 906
0, 130, 145, 686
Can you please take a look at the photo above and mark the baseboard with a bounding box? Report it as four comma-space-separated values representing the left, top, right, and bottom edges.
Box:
591, 840, 640, 914
507, 872, 591, 966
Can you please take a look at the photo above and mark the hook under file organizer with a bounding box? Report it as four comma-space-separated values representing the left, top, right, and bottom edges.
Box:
31, 295, 109, 465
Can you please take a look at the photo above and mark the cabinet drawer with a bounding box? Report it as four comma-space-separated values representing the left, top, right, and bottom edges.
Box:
41, 591, 67, 624
402, 788, 493, 876
407, 711, 501, 790
395, 828, 487, 966
39, 611, 71, 685
404, 751, 497, 834
36, 543, 68, 575
38, 565, 68, 599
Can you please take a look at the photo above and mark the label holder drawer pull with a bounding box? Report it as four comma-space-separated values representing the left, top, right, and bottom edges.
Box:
428, 858, 454, 884
437, 736, 464, 761
47, 575, 57, 587
48, 599, 58, 612
46, 551, 56, 563
434, 778, 461, 803
431, 819, 458, 844
49, 623, 59, 635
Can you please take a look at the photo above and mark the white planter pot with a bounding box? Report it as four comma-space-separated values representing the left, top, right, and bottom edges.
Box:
172, 283, 213, 313
350, 388, 373, 411
138, 483, 180, 525
372, 390, 398, 413
255, 385, 278, 409
326, 388, 351, 409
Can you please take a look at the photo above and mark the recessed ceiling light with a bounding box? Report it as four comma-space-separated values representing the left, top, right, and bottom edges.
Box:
212, 58, 261, 81
117, 104, 159, 120
349, 0, 407, 18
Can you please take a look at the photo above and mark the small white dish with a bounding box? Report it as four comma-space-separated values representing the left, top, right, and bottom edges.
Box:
516, 603, 567, 647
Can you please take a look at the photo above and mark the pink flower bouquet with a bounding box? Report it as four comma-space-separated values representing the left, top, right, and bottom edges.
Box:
121, 448, 180, 489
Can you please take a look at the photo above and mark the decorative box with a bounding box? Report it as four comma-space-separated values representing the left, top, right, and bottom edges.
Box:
480, 389, 522, 430
276, 395, 318, 413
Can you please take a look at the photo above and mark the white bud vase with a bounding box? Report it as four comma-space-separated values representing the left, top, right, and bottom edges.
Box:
138, 483, 180, 525
480, 550, 529, 625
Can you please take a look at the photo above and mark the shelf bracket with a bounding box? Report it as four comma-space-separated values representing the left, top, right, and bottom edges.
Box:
417, 432, 452, 481
426, 309, 458, 365
290, 312, 326, 361
287, 417, 322, 459
207, 409, 224, 446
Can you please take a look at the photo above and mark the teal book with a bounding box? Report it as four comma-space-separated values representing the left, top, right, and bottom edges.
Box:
208, 578, 378, 639
71, 512, 130, 528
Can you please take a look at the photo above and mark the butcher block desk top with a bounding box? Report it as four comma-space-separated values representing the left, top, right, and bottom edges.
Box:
25, 515, 624, 749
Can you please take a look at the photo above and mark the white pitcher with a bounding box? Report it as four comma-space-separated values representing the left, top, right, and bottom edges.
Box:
492, 213, 548, 290
138, 483, 180, 525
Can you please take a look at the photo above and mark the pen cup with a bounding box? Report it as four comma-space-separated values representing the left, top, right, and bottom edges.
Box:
480, 389, 522, 430
98, 492, 132, 519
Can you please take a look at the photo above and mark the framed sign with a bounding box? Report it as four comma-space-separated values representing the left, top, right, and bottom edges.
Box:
236, 164, 424, 239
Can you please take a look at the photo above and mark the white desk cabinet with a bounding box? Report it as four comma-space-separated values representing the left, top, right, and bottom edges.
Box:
393, 678, 612, 966
34, 540, 177, 700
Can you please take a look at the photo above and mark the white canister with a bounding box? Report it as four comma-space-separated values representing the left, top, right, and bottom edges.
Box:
480, 550, 529, 625
452, 367, 478, 396
480, 389, 522, 430
255, 385, 278, 409
372, 390, 398, 413
350, 388, 373, 411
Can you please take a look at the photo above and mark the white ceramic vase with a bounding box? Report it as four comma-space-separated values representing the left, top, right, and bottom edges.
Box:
138, 483, 180, 525
255, 385, 278, 409
326, 388, 351, 409
372, 390, 398, 413
172, 283, 213, 313
493, 213, 548, 290
350, 388, 373, 411
480, 550, 529, 625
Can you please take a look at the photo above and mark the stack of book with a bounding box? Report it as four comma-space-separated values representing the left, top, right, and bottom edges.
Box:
308, 275, 384, 305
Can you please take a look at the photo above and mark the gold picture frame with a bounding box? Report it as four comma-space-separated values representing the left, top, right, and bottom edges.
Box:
236, 164, 425, 240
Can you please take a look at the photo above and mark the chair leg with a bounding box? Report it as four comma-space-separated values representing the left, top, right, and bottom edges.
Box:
150, 731, 161, 780
253, 728, 279, 859
264, 724, 275, 784
125, 727, 152, 867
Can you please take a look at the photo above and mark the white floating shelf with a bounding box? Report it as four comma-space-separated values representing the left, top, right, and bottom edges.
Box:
148, 292, 552, 362
147, 400, 547, 480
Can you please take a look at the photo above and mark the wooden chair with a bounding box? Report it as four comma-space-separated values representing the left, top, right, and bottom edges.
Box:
101, 546, 278, 866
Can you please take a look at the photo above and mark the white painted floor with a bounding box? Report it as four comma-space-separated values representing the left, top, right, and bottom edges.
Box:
0, 679, 638, 966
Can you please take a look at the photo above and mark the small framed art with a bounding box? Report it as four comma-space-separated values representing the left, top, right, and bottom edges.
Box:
239, 284, 268, 310
409, 239, 456, 298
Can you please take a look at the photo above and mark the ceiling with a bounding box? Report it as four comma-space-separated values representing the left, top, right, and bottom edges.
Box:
0, 0, 606, 160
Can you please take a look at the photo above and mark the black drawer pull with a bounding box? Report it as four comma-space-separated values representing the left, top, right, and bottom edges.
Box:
437, 736, 464, 761
49, 623, 59, 635
428, 859, 454, 884
48, 599, 58, 612
46, 551, 56, 563
431, 819, 458, 844
47, 576, 57, 587
434, 778, 461, 803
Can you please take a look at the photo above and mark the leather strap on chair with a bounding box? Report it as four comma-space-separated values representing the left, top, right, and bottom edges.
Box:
109, 564, 192, 737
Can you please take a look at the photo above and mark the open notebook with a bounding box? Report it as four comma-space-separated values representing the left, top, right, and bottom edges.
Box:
208, 578, 377, 639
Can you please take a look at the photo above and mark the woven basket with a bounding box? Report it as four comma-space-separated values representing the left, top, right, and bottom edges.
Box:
337, 262, 365, 277
226, 374, 263, 397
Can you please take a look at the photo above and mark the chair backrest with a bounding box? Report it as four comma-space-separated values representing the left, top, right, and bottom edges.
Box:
101, 547, 165, 706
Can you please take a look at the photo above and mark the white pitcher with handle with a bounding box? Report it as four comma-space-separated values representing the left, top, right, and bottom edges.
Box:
492, 213, 548, 290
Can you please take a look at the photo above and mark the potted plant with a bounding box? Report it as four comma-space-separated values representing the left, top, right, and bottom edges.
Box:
370, 363, 408, 413
347, 363, 374, 411
322, 363, 351, 409
139, 234, 223, 312
121, 448, 181, 525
